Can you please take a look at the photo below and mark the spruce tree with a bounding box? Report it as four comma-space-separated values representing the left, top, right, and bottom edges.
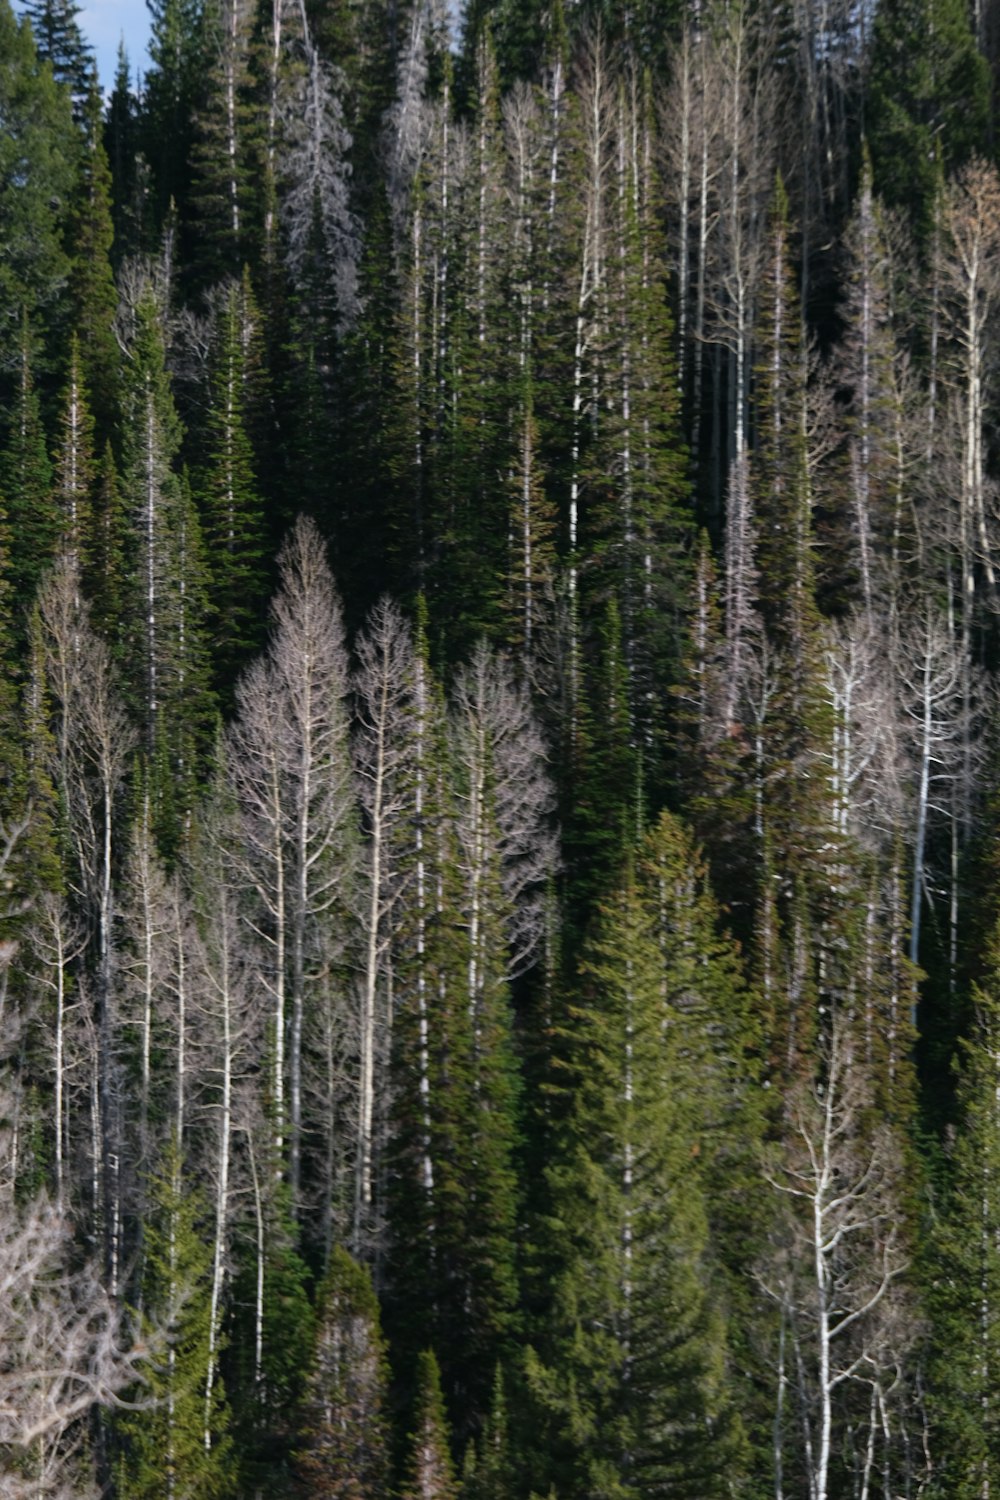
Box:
19, 0, 92, 102
868, 0, 989, 238
401, 1350, 458, 1500
0, 0, 75, 343
194, 279, 267, 698
929, 927, 1000, 1496
1, 319, 56, 621
525, 812, 752, 1499
52, 335, 95, 573
296, 1247, 390, 1499
65, 74, 120, 444
118, 292, 213, 848
116, 1143, 235, 1500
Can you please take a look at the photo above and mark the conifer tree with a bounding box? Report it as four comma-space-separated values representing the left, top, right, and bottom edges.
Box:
142, 0, 206, 232
929, 925, 1000, 1496
189, 0, 258, 283
1, 320, 56, 620
194, 279, 267, 697
105, 44, 146, 266
868, 0, 988, 237
118, 290, 213, 845
0, 0, 75, 344
296, 1247, 390, 1499
65, 75, 119, 444
52, 336, 95, 575
401, 1350, 458, 1500
116, 1144, 235, 1500
526, 815, 750, 1499
19, 0, 92, 102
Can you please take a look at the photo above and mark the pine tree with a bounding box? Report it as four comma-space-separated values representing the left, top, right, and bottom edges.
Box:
296, 1247, 390, 1500
868, 0, 989, 238
52, 335, 95, 573
189, 0, 258, 284
142, 0, 206, 233
19, 0, 92, 103
105, 43, 147, 266
118, 291, 213, 847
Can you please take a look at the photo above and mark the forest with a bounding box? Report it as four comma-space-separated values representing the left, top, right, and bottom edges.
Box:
3, 0, 1000, 1492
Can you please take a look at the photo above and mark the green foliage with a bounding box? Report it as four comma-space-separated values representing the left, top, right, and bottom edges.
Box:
525, 812, 753, 1498
868, 0, 989, 239
296, 1246, 390, 1499
117, 1144, 235, 1500
65, 76, 120, 442
0, 0, 76, 348
386, 641, 520, 1440
19, 0, 92, 100
1, 320, 57, 621
194, 277, 267, 696
928, 930, 1000, 1496
401, 1350, 458, 1500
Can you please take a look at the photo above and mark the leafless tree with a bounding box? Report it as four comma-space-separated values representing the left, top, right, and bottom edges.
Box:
449, 642, 557, 992
762, 1021, 912, 1500
277, 18, 359, 328
227, 517, 356, 1206
37, 558, 135, 1290
351, 598, 416, 1254
896, 604, 983, 969
0, 838, 149, 1498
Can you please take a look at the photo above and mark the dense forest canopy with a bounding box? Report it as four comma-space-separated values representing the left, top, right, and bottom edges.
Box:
3, 0, 1000, 1494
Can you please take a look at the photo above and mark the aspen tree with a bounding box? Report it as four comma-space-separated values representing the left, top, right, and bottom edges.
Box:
227, 517, 355, 1206
762, 1023, 913, 1500
351, 597, 416, 1254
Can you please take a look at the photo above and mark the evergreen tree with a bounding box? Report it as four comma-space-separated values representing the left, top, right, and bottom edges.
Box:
525, 812, 752, 1499
118, 291, 212, 847
868, 0, 989, 238
65, 73, 119, 444
116, 1144, 235, 1500
52, 335, 95, 572
929, 926, 1000, 1496
1, 319, 56, 619
0, 0, 76, 347
142, 0, 206, 232
105, 43, 147, 265
296, 1247, 390, 1499
193, 278, 267, 697
19, 0, 92, 102
189, 0, 258, 284
401, 1350, 458, 1500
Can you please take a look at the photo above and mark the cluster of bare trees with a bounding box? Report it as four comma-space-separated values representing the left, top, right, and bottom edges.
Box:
0, 512, 557, 1490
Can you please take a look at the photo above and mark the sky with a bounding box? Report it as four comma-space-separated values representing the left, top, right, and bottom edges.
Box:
78, 0, 151, 87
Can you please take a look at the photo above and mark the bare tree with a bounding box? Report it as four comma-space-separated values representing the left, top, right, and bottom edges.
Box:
187, 788, 265, 1454
0, 837, 147, 1497
227, 517, 356, 1206
351, 599, 416, 1253
762, 1022, 912, 1500
277, 15, 359, 328
37, 558, 135, 1290
449, 642, 557, 994
896, 604, 982, 970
